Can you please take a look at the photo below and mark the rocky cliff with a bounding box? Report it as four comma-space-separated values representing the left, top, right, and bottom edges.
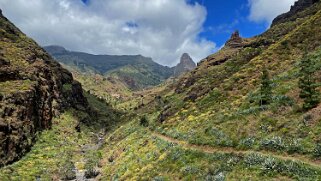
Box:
272, 0, 319, 26
173, 53, 196, 77
0, 10, 88, 166
225, 30, 244, 48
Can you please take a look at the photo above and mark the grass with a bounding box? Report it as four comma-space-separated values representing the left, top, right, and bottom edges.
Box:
0, 88, 124, 180
142, 9, 321, 160
99, 120, 321, 180
0, 110, 93, 180
0, 80, 35, 95
1, 2, 321, 180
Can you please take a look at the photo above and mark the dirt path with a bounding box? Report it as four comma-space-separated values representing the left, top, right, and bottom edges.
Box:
152, 132, 321, 168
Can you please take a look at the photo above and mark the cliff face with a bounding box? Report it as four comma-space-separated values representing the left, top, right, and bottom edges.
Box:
173, 53, 196, 77
0, 10, 88, 166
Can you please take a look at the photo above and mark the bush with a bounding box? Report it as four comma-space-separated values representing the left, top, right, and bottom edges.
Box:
244, 153, 265, 167
239, 137, 256, 149
261, 157, 279, 173
139, 115, 149, 127
313, 144, 321, 157
260, 136, 285, 151
272, 95, 294, 107
84, 151, 102, 179
287, 139, 303, 154
59, 154, 76, 180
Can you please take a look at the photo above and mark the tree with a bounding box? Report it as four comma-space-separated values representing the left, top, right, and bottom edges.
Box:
298, 54, 320, 110
259, 68, 273, 106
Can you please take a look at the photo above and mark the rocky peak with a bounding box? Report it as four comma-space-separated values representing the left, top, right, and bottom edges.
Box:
272, 0, 319, 26
225, 30, 243, 48
173, 53, 196, 77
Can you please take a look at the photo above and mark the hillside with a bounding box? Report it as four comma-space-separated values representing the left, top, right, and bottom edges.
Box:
0, 9, 90, 167
44, 46, 174, 90
98, 0, 321, 179
1, 0, 321, 180
0, 8, 122, 180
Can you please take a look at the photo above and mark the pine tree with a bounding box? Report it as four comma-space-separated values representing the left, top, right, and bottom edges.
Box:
260, 68, 272, 106
298, 54, 320, 110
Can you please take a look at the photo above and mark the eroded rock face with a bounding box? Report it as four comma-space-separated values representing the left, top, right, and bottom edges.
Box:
272, 0, 319, 26
173, 53, 196, 77
0, 10, 88, 166
225, 30, 244, 48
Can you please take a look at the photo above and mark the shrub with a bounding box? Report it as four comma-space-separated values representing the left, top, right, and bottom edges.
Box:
260, 136, 285, 151
239, 137, 256, 149
84, 151, 102, 179
139, 115, 149, 127
259, 68, 273, 106
272, 95, 294, 106
59, 154, 76, 180
261, 157, 279, 173
287, 139, 303, 154
244, 153, 265, 167
153, 176, 165, 181
313, 144, 321, 157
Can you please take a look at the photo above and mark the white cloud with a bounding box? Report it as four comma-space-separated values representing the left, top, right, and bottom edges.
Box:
248, 0, 296, 24
0, 0, 216, 66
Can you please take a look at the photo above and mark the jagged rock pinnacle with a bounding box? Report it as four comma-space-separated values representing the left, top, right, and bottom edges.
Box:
225, 30, 243, 48
173, 53, 196, 77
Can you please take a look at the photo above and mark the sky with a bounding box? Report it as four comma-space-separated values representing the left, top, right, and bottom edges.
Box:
0, 0, 296, 66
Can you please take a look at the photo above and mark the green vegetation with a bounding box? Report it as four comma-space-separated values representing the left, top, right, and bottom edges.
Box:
0, 110, 91, 180
44, 46, 174, 90
139, 115, 149, 127
298, 53, 320, 110
0, 80, 35, 95
1, 1, 321, 180
0, 90, 122, 180
259, 68, 273, 106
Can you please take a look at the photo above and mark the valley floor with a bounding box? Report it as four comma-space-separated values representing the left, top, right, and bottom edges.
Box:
1, 90, 321, 180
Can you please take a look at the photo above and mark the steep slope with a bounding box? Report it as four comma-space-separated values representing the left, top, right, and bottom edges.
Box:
96, 0, 321, 179
44, 46, 174, 90
0, 10, 88, 167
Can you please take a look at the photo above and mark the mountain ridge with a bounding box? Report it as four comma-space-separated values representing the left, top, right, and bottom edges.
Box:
44, 45, 174, 90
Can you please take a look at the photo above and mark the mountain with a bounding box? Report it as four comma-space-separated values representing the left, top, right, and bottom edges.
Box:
1, 0, 321, 180
44, 46, 174, 90
0, 10, 88, 166
96, 0, 321, 179
173, 53, 196, 77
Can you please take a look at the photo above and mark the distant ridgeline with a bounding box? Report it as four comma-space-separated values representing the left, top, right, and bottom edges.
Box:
44, 46, 196, 90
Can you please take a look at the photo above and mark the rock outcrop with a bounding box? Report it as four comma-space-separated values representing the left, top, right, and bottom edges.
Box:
173, 53, 196, 77
0, 10, 88, 166
225, 30, 244, 48
272, 0, 319, 26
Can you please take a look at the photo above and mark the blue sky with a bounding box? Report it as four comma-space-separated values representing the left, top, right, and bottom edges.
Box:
0, 0, 296, 66
191, 0, 267, 47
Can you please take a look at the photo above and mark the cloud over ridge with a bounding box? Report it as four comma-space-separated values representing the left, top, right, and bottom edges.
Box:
248, 0, 297, 24
0, 0, 217, 66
